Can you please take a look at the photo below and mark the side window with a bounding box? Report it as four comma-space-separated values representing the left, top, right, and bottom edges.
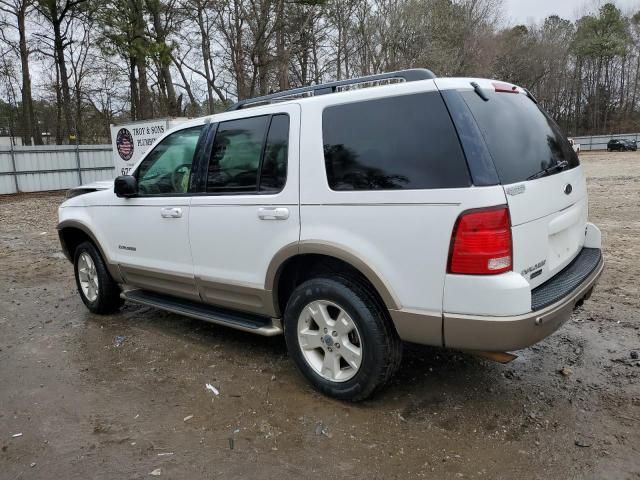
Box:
322, 92, 470, 190
259, 114, 289, 192
136, 126, 203, 195
206, 114, 289, 194
207, 116, 270, 193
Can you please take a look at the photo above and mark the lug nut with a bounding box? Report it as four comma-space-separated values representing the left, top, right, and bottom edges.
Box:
335, 343, 340, 348
328, 347, 333, 352
332, 331, 337, 337
324, 328, 328, 333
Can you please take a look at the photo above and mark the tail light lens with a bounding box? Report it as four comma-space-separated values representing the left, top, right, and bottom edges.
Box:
492, 82, 519, 93
448, 206, 512, 275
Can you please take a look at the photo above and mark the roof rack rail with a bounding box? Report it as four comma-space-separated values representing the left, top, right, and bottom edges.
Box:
225, 68, 436, 111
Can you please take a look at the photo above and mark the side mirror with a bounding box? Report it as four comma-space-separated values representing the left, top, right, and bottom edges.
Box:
114, 175, 137, 198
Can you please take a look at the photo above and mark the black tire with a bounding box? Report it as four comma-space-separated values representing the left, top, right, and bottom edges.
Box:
73, 241, 123, 314
283, 276, 402, 401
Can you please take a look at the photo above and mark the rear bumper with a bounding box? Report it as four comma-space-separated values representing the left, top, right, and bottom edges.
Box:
443, 248, 604, 352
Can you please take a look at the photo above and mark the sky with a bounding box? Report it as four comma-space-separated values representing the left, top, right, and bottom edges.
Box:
502, 0, 640, 24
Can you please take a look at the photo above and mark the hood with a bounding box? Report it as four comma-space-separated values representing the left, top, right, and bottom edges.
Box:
74, 180, 114, 191
65, 179, 114, 200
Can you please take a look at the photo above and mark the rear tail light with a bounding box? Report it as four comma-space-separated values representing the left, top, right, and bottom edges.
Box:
448, 206, 512, 275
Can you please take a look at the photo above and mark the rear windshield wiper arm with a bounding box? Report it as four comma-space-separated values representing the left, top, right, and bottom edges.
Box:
470, 82, 489, 101
527, 160, 569, 180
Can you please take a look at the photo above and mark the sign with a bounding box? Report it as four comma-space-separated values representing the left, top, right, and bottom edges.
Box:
110, 118, 188, 177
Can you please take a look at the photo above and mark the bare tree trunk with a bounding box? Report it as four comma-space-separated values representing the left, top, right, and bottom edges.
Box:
75, 78, 82, 143
630, 55, 640, 115
129, 55, 139, 120
137, 59, 152, 118
52, 16, 74, 142
146, 0, 178, 115
196, 3, 215, 113
232, 0, 248, 99
134, 0, 152, 119
53, 55, 63, 144
276, 0, 288, 90
17, 3, 40, 145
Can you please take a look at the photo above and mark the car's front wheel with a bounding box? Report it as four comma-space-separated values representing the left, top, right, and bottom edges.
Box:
74, 241, 123, 314
283, 276, 402, 401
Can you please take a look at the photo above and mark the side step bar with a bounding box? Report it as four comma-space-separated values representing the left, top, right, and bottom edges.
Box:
121, 289, 283, 336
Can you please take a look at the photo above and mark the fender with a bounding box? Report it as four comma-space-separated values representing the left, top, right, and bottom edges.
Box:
265, 240, 401, 312
57, 219, 124, 283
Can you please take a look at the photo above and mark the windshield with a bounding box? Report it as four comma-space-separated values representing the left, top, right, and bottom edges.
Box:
459, 89, 579, 185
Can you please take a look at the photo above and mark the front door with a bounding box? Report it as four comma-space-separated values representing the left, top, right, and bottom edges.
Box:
189, 105, 300, 316
98, 125, 204, 300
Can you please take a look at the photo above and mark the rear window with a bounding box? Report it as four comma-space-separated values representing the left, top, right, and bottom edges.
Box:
459, 90, 579, 185
322, 92, 470, 190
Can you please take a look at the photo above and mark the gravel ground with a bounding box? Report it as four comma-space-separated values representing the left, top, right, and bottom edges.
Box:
0, 151, 639, 479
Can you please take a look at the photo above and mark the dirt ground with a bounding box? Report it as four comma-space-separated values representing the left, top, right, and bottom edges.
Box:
1, 151, 639, 480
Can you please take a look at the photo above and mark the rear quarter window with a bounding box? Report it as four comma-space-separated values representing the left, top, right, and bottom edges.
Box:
322, 92, 470, 191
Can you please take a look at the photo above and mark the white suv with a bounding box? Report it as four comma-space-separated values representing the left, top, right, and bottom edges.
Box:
58, 69, 603, 401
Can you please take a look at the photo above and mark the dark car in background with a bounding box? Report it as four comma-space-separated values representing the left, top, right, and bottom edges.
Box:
607, 138, 637, 151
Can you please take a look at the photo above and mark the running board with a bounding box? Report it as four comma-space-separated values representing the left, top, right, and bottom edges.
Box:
121, 289, 283, 336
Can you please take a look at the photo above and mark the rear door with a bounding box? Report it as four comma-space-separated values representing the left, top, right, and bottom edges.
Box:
438, 79, 586, 288
188, 105, 300, 316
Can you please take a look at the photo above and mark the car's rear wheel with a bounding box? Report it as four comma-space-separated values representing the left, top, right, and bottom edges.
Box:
283, 276, 402, 401
74, 241, 123, 314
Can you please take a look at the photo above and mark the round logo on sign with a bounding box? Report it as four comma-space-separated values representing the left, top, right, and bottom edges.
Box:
116, 128, 134, 161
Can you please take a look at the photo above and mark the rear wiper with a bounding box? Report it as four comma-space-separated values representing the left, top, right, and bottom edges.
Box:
527, 160, 569, 180
470, 82, 489, 101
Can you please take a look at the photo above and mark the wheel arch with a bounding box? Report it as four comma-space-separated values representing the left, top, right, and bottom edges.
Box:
266, 241, 401, 317
57, 220, 123, 282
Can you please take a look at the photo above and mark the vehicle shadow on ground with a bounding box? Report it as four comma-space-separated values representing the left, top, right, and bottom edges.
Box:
80, 301, 528, 407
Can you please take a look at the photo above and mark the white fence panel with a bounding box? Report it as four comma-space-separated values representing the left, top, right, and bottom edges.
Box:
0, 150, 13, 173
81, 169, 116, 183
79, 145, 114, 169
0, 174, 16, 194
0, 145, 115, 195
17, 171, 79, 192
14, 145, 76, 171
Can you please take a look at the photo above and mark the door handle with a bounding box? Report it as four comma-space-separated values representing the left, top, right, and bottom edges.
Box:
160, 207, 183, 218
257, 207, 289, 220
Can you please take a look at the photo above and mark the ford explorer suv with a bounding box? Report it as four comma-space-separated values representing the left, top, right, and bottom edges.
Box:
58, 69, 603, 401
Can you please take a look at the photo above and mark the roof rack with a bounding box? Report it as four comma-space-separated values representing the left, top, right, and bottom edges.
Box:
225, 68, 436, 111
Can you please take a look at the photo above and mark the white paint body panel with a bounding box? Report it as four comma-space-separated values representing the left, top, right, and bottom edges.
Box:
189, 104, 301, 290
90, 192, 194, 278
443, 272, 531, 316
505, 166, 588, 289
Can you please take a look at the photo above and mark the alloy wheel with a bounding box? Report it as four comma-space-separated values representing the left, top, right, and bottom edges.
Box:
296, 300, 363, 382
77, 252, 99, 302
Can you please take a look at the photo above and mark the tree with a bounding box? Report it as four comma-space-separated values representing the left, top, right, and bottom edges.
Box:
0, 0, 41, 144
573, 3, 630, 132
36, 0, 89, 142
